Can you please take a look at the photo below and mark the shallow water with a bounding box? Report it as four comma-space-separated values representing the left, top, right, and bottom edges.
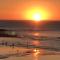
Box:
0, 46, 60, 60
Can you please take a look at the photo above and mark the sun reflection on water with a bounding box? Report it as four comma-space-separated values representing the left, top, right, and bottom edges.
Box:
33, 48, 44, 60
33, 49, 40, 60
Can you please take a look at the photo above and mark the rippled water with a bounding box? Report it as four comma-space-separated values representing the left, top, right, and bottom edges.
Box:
0, 31, 60, 60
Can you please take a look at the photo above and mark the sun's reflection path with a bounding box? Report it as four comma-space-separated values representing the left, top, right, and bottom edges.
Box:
33, 48, 41, 60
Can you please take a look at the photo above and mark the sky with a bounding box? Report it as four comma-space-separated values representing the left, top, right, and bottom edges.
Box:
0, 0, 60, 20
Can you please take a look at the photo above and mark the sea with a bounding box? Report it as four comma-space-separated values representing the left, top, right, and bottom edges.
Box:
0, 31, 60, 60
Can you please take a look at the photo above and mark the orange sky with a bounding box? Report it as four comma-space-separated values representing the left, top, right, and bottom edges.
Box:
0, 0, 60, 20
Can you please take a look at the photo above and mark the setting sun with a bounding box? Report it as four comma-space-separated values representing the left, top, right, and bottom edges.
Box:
33, 13, 41, 21
24, 7, 51, 21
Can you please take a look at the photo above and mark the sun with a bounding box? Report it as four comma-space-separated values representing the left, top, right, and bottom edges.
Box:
33, 13, 41, 21
24, 7, 51, 21
25, 9, 42, 21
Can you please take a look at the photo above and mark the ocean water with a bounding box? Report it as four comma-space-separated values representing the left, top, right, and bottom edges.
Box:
0, 31, 60, 60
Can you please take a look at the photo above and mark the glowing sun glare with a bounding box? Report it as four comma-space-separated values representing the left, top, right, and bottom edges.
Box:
24, 7, 51, 21
33, 13, 41, 21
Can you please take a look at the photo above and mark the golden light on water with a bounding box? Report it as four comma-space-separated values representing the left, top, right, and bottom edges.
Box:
33, 49, 40, 60
32, 32, 40, 46
32, 41, 40, 46
33, 32, 40, 36
33, 49, 44, 60
33, 49, 40, 55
